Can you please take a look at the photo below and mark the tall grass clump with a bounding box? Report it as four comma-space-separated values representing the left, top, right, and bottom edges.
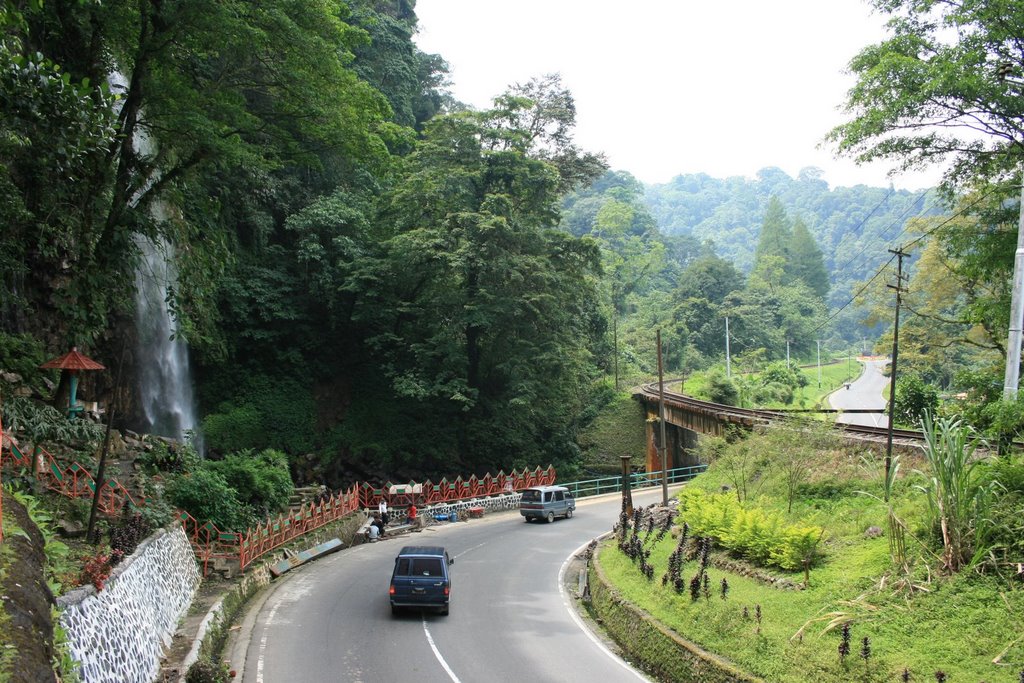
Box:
916, 412, 993, 573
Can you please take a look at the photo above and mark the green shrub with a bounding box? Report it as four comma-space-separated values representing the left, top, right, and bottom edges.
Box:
165, 469, 247, 531
200, 376, 316, 456
0, 332, 51, 388
206, 449, 293, 517
185, 657, 231, 683
201, 405, 262, 453
975, 455, 1024, 568
678, 488, 825, 572
705, 371, 738, 406
894, 373, 939, 427
135, 439, 199, 475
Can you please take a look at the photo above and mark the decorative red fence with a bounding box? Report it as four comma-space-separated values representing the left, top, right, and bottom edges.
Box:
357, 466, 557, 508
0, 433, 556, 575
4, 440, 138, 515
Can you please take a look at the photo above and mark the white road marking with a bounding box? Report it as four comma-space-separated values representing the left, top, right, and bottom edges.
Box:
423, 616, 462, 683
453, 540, 487, 560
558, 538, 651, 681
255, 599, 281, 683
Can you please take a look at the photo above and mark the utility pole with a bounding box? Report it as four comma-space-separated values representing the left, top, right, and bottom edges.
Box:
998, 66, 1024, 399
613, 312, 619, 392
884, 247, 909, 501
656, 329, 669, 506
816, 339, 822, 387
725, 316, 731, 378
1003, 178, 1024, 399
786, 339, 791, 368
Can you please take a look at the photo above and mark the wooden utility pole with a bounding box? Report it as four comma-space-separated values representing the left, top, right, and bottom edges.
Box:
656, 329, 668, 506
620, 455, 633, 517
613, 312, 619, 391
884, 247, 909, 501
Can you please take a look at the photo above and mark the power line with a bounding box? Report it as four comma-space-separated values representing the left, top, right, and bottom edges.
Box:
814, 184, 1007, 335
832, 189, 930, 275
902, 185, 1003, 251
813, 253, 897, 333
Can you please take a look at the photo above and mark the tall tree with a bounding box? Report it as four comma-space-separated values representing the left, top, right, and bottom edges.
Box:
788, 217, 830, 299
750, 197, 792, 290
350, 86, 607, 471
827, 0, 1024, 190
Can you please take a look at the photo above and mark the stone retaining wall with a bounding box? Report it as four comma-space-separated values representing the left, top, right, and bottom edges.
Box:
425, 492, 521, 518
587, 542, 763, 683
57, 525, 201, 683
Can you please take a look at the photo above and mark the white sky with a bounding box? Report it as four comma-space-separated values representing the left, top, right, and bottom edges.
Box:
413, 0, 946, 191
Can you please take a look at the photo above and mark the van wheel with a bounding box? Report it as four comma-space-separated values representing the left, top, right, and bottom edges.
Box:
546, 511, 554, 524
391, 605, 400, 616
440, 604, 449, 616
566, 508, 573, 519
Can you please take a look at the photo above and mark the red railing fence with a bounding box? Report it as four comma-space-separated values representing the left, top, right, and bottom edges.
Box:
0, 432, 555, 576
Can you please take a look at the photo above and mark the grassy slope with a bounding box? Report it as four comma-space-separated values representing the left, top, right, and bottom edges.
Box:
577, 391, 647, 474
596, 447, 1024, 682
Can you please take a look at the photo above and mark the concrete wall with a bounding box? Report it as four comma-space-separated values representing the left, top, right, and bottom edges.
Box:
424, 492, 522, 519
57, 526, 200, 683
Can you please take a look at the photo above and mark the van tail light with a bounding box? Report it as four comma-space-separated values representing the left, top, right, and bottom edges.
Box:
444, 585, 450, 596
389, 585, 396, 596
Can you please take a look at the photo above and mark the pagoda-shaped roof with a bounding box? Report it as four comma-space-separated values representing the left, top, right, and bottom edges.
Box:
40, 347, 105, 371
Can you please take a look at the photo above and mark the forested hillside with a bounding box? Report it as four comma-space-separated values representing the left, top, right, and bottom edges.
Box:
3, 0, 1023, 491
643, 168, 941, 338
0, 0, 611, 484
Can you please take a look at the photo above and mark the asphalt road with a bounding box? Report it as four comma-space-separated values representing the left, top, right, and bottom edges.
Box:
230, 488, 675, 683
828, 357, 889, 427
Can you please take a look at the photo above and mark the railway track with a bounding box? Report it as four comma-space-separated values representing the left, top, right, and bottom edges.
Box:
637, 382, 925, 446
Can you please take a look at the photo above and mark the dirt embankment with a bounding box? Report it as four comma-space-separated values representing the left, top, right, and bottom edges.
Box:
1, 492, 57, 682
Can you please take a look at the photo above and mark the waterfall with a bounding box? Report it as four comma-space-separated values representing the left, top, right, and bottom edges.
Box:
133, 231, 201, 449
112, 68, 201, 449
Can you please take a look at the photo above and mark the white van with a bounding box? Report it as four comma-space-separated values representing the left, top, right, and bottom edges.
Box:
519, 485, 575, 523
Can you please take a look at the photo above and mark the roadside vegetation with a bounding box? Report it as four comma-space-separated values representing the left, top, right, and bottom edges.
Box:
595, 417, 1024, 682
682, 356, 860, 410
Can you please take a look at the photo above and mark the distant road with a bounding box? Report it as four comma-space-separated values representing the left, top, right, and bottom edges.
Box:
828, 357, 889, 427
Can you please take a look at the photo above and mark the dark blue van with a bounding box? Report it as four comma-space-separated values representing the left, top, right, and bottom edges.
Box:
389, 546, 453, 616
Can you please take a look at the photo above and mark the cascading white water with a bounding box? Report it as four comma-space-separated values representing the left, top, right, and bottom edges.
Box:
133, 230, 201, 448
113, 66, 202, 449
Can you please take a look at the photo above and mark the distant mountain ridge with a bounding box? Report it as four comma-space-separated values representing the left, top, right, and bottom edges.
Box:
643, 166, 939, 288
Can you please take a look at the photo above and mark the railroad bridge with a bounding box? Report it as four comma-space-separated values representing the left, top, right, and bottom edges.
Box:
632, 383, 909, 473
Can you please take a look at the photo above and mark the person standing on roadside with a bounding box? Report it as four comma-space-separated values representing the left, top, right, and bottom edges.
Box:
379, 499, 389, 527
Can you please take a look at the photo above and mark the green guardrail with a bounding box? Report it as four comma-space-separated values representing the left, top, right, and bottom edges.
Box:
560, 464, 707, 499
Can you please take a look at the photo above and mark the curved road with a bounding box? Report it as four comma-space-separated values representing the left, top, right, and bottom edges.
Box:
828, 357, 889, 427
230, 488, 675, 683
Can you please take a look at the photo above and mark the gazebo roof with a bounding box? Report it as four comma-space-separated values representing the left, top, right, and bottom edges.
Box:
40, 347, 106, 371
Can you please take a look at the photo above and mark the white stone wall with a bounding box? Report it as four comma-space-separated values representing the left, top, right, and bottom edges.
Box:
425, 492, 522, 518
57, 525, 201, 683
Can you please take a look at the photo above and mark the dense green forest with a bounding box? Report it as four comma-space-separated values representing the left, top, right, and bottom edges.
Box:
2, 0, 1023, 490
643, 169, 941, 340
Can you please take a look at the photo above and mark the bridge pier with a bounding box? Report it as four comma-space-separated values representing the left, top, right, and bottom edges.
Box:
645, 408, 700, 472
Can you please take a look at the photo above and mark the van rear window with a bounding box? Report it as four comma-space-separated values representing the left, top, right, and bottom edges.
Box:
396, 558, 444, 577
521, 490, 541, 503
